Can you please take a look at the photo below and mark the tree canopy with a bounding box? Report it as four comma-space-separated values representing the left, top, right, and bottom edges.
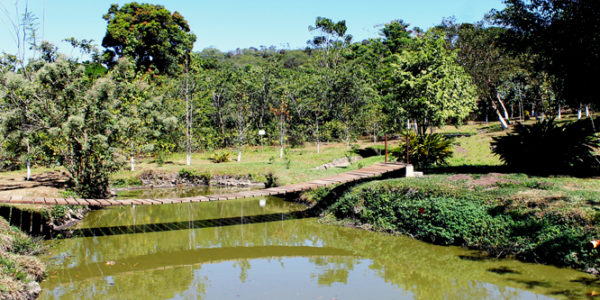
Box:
493, 0, 600, 108
101, 2, 196, 75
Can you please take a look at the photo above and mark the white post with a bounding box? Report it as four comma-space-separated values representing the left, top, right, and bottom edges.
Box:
578, 104, 582, 120
26, 159, 31, 181
131, 156, 135, 171
26, 141, 31, 181
558, 105, 561, 119
586, 105, 590, 117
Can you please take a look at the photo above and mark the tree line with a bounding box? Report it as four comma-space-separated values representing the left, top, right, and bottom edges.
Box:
0, 1, 597, 197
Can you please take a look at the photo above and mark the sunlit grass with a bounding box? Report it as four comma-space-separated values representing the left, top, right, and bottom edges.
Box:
112, 142, 386, 186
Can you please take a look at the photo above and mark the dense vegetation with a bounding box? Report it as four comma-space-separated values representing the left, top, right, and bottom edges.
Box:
0, 1, 599, 292
315, 175, 600, 271
0, 1, 597, 189
1, 1, 597, 197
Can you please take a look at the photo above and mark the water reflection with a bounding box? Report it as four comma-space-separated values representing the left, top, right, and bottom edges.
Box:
40, 197, 598, 300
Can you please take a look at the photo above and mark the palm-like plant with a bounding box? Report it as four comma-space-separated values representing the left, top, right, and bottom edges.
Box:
391, 132, 453, 169
491, 118, 600, 174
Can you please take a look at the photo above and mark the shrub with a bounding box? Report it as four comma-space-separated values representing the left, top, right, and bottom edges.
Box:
199, 171, 213, 184
264, 172, 279, 188
178, 168, 196, 179
211, 150, 231, 163
491, 118, 600, 174
325, 185, 600, 269
390, 132, 453, 169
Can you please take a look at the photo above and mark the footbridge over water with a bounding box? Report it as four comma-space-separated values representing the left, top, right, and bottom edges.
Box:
0, 162, 411, 207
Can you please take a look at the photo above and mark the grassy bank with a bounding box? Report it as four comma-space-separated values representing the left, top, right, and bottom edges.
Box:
0, 217, 44, 299
309, 173, 600, 271
112, 142, 385, 188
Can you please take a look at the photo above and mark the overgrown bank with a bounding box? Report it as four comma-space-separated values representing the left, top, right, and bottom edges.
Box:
307, 174, 600, 272
0, 217, 44, 299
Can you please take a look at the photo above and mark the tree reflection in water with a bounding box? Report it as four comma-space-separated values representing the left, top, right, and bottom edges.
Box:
40, 197, 597, 299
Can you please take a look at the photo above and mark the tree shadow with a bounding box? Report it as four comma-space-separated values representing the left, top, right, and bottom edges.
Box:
426, 165, 508, 175
0, 171, 68, 191
508, 278, 552, 289
487, 266, 521, 275
427, 164, 599, 179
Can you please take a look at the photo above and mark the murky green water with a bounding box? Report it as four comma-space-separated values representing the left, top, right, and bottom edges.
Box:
39, 190, 599, 299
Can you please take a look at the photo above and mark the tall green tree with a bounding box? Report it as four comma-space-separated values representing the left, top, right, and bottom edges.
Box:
383, 29, 478, 134
494, 0, 600, 112
101, 2, 196, 75
441, 20, 522, 128
308, 17, 353, 150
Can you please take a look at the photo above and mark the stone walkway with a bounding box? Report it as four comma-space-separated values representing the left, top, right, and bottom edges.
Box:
0, 163, 409, 207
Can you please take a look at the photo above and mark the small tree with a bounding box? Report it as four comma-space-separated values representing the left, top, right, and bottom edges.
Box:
383, 29, 478, 134
0, 59, 124, 198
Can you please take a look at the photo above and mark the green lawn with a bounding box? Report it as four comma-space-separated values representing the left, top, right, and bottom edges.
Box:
111, 142, 386, 187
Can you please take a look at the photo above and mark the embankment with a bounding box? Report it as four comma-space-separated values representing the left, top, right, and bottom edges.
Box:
306, 174, 600, 273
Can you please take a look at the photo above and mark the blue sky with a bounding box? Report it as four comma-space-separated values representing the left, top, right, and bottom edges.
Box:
0, 0, 505, 56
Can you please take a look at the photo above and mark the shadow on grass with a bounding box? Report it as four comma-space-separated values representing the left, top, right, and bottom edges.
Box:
0, 171, 68, 191
425, 165, 509, 175
425, 164, 599, 179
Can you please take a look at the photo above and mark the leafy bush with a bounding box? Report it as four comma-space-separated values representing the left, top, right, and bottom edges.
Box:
491, 118, 600, 174
390, 132, 453, 169
178, 168, 212, 184
264, 172, 279, 188
325, 185, 600, 269
178, 168, 194, 179
211, 150, 231, 163
199, 171, 213, 184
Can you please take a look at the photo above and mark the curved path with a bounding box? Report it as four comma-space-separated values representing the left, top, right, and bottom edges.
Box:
0, 162, 409, 207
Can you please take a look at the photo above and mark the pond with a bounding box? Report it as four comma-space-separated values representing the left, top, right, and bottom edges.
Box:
39, 190, 598, 299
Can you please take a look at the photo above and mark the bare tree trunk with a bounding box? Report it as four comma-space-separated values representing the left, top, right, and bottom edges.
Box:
345, 125, 350, 149
497, 93, 511, 125
185, 55, 192, 166
519, 101, 523, 121
373, 122, 377, 144
578, 104, 582, 120
510, 103, 514, 119
586, 105, 590, 117
26, 140, 31, 181
558, 104, 562, 119
490, 96, 509, 130
130, 141, 135, 171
